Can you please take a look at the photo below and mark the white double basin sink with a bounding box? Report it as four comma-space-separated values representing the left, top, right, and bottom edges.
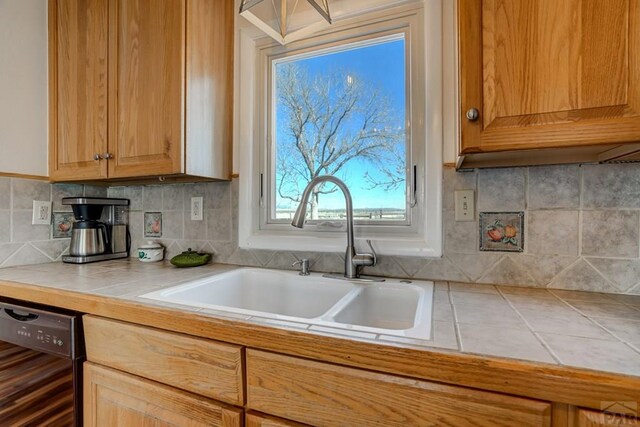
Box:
141, 268, 434, 340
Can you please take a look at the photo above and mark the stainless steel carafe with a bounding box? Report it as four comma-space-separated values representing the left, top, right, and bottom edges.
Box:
69, 221, 108, 257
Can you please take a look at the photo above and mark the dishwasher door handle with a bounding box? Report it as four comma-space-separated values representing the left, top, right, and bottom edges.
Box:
4, 308, 39, 322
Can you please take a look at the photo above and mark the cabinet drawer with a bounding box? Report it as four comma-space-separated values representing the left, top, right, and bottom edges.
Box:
247, 350, 551, 427
84, 363, 242, 427
246, 412, 309, 427
84, 315, 243, 405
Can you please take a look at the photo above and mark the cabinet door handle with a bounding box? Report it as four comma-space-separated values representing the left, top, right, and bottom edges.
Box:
94, 154, 103, 161
466, 108, 480, 122
102, 153, 114, 160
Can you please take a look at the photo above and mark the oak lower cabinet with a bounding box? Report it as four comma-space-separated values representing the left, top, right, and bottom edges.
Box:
575, 408, 639, 426
246, 412, 310, 427
246, 349, 552, 427
458, 0, 640, 168
83, 316, 244, 406
84, 363, 242, 427
82, 315, 637, 427
49, 0, 233, 182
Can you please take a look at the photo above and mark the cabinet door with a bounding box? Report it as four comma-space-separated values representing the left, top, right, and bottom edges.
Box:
576, 408, 638, 426
459, 0, 640, 154
49, 0, 109, 181
84, 363, 242, 427
108, 0, 184, 178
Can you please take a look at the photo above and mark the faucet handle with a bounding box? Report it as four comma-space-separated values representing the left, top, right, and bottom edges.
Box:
292, 259, 311, 276
366, 240, 377, 266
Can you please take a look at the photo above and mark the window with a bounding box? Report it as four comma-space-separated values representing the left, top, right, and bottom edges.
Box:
239, 3, 443, 257
271, 35, 409, 225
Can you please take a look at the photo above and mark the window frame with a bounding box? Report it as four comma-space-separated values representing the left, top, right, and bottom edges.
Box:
237, 2, 443, 257
265, 29, 416, 231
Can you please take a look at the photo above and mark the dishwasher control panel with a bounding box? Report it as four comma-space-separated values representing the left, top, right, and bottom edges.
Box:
0, 302, 77, 358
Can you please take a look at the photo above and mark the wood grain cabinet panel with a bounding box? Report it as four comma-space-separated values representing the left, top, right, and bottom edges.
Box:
108, 0, 184, 178
83, 315, 244, 406
576, 408, 639, 426
49, 0, 109, 181
246, 412, 310, 427
48, 0, 233, 182
459, 0, 640, 163
247, 349, 552, 427
84, 363, 242, 427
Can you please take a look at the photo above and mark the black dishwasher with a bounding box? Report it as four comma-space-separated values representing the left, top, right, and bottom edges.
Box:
0, 300, 84, 426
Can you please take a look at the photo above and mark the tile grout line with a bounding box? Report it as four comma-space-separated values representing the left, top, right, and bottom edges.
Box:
495, 287, 562, 364
581, 257, 621, 292
9, 178, 13, 244
577, 165, 584, 262
524, 166, 529, 211
588, 317, 640, 357
543, 257, 582, 290
447, 284, 464, 351
474, 253, 506, 284
547, 291, 639, 341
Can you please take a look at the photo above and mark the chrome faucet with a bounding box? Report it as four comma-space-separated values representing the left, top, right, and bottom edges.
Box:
291, 176, 376, 279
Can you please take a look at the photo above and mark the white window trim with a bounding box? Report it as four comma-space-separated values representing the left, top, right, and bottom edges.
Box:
263, 25, 418, 232
237, 1, 443, 257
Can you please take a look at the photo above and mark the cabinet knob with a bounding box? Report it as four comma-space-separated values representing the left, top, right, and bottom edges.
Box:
93, 154, 103, 161
102, 153, 114, 160
466, 108, 480, 122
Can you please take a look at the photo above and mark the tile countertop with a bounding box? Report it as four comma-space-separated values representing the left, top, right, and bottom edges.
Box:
0, 260, 639, 379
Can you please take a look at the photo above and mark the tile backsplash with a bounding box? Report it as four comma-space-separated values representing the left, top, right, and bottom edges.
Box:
2, 163, 640, 295
0, 178, 107, 267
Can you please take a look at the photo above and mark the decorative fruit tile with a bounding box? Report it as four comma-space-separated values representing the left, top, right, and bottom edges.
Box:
52, 212, 74, 239
479, 212, 524, 252
144, 212, 162, 238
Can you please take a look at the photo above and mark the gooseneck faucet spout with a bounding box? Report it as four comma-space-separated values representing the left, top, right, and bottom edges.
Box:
292, 176, 375, 279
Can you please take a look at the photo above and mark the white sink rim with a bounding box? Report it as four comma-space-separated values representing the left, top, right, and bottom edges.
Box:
140, 267, 434, 340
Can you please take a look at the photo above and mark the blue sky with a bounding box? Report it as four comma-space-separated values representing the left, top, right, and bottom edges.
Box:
274, 37, 407, 213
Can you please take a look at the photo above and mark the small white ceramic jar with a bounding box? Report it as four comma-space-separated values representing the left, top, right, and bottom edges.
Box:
137, 241, 164, 262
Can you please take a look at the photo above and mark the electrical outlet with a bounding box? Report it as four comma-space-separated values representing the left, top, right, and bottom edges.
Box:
32, 201, 52, 225
190, 197, 203, 221
454, 190, 475, 222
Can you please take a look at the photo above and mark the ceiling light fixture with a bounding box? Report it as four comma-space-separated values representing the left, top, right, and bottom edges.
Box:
239, 0, 332, 45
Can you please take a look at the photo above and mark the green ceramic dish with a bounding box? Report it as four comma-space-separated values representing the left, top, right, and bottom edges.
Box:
170, 249, 212, 268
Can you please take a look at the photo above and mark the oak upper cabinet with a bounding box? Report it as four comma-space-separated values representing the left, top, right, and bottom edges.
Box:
49, 0, 109, 180
458, 0, 640, 168
84, 363, 242, 427
49, 0, 233, 182
108, 0, 184, 178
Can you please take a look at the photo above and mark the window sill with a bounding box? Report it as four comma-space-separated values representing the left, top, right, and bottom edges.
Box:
239, 229, 442, 258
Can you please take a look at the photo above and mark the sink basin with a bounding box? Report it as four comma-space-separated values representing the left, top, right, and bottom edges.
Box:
141, 268, 355, 319
141, 268, 433, 340
331, 285, 423, 330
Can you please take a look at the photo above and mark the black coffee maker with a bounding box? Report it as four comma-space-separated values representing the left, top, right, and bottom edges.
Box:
62, 197, 130, 264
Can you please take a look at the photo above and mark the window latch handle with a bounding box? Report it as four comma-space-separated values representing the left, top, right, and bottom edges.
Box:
410, 165, 417, 208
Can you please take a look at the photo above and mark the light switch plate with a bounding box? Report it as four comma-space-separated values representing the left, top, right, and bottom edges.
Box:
190, 197, 203, 221
454, 190, 475, 222
32, 201, 52, 225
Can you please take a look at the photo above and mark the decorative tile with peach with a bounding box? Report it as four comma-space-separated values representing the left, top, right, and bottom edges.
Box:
479, 212, 524, 252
